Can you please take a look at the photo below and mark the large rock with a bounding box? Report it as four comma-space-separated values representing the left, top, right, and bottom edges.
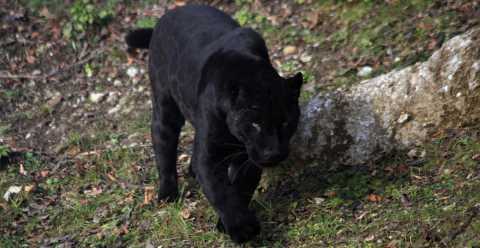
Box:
292, 28, 480, 165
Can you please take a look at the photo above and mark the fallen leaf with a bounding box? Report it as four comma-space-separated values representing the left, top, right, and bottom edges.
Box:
385, 240, 398, 248
40, 170, 49, 178
367, 194, 382, 202
324, 191, 337, 197
400, 194, 412, 208
3, 186, 22, 201
304, 11, 320, 29
283, 45, 297, 56
84, 186, 103, 196
180, 208, 191, 219
355, 211, 368, 220
24, 184, 34, 193
472, 153, 480, 161
144, 186, 155, 205
427, 38, 438, 50
107, 173, 117, 182
119, 224, 129, 235
26, 54, 35, 64
39, 7, 53, 18
19, 163, 27, 175
174, 0, 186, 6
313, 197, 325, 204
365, 234, 375, 241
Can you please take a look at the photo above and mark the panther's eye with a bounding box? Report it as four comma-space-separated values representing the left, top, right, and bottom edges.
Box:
252, 122, 261, 132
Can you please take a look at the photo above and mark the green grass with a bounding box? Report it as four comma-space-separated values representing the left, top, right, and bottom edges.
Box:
2, 0, 480, 247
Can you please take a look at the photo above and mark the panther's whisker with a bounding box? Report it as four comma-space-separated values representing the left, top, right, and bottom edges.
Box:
212, 151, 246, 170
248, 159, 262, 169
229, 158, 252, 183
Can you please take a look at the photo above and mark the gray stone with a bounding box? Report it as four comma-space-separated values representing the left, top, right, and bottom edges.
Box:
357, 66, 373, 77
89, 92, 106, 103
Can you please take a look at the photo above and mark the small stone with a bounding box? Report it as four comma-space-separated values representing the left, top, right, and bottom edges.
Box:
46, 94, 63, 109
178, 154, 190, 164
3, 186, 22, 201
407, 149, 418, 158
127, 67, 139, 78
357, 66, 373, 77
441, 85, 449, 93
313, 197, 325, 204
283, 45, 297, 56
108, 105, 121, 115
300, 53, 312, 63
397, 113, 410, 124
113, 79, 122, 87
106, 92, 118, 103
420, 150, 426, 158
89, 92, 106, 103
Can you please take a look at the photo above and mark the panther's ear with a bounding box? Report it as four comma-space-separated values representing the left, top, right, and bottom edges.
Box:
288, 72, 303, 98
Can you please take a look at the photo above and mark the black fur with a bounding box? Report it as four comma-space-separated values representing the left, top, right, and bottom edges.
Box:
126, 5, 302, 243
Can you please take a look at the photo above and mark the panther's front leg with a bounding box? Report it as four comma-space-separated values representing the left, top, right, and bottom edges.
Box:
191, 128, 261, 243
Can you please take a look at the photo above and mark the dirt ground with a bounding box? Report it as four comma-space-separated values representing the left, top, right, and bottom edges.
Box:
1, 0, 479, 247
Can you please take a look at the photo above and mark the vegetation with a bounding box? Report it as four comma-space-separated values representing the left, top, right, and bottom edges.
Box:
1, 0, 479, 247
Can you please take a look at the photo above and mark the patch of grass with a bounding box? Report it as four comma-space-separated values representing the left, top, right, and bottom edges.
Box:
136, 17, 157, 29
63, 0, 116, 39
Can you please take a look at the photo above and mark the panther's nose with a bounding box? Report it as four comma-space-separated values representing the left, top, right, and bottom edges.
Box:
261, 149, 286, 164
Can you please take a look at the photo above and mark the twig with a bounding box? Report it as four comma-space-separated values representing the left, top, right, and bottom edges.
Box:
0, 48, 106, 80
0, 72, 43, 80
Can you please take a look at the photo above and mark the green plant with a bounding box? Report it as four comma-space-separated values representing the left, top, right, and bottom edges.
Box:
63, 0, 114, 39
234, 8, 255, 26
136, 17, 157, 29
0, 145, 9, 159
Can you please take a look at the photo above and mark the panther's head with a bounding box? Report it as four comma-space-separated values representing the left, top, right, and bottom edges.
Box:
215, 52, 303, 167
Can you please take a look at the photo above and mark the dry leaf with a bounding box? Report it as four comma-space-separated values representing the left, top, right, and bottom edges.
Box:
385, 240, 398, 248
367, 194, 382, 202
174, 0, 186, 6
19, 163, 27, 175
324, 191, 337, 197
364, 234, 375, 241
24, 184, 34, 193
66, 146, 80, 156
39, 7, 53, 18
304, 11, 320, 29
107, 173, 117, 182
180, 208, 191, 219
26, 55, 35, 64
283, 45, 297, 56
85, 186, 103, 196
472, 153, 480, 161
355, 211, 368, 220
40, 170, 49, 178
144, 186, 155, 205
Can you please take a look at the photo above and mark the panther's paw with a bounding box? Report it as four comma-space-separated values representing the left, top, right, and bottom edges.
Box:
157, 187, 178, 203
216, 218, 226, 233
223, 211, 260, 244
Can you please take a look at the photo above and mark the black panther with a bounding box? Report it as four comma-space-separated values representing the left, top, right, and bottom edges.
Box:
126, 5, 302, 243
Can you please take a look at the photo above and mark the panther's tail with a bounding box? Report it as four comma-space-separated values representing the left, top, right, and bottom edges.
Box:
125, 28, 153, 49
